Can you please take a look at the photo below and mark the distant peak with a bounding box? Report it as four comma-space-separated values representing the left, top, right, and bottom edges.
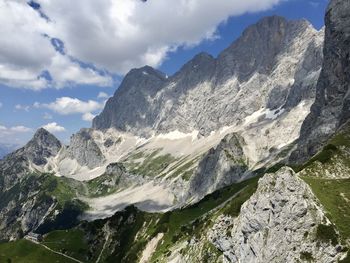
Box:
35, 127, 50, 136
31, 127, 61, 147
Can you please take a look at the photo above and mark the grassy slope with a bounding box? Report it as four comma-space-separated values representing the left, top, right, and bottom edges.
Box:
5, 126, 350, 262
0, 240, 75, 263
150, 176, 259, 261
2, 176, 258, 263
42, 229, 89, 262
299, 124, 350, 245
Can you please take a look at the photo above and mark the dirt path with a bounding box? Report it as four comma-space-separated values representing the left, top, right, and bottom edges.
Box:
27, 239, 83, 263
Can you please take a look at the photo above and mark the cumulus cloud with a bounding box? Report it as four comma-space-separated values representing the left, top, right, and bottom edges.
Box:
35, 96, 104, 121
0, 0, 112, 90
1, 0, 284, 89
97, 92, 109, 99
82, 112, 95, 122
42, 122, 66, 133
34, 97, 104, 115
0, 125, 32, 138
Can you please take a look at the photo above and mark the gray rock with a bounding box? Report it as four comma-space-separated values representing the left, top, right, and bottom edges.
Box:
188, 133, 249, 201
0, 128, 62, 190
66, 128, 105, 168
93, 16, 323, 137
209, 167, 345, 263
290, 0, 350, 164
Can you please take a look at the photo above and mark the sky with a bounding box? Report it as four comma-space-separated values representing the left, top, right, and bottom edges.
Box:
0, 0, 328, 147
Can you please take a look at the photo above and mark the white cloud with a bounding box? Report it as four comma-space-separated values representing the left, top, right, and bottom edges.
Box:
0, 125, 32, 138
82, 112, 95, 122
0, 0, 112, 90
35, 97, 104, 115
1, 0, 284, 89
97, 92, 109, 99
15, 104, 30, 112
0, 102, 2, 108
42, 122, 66, 133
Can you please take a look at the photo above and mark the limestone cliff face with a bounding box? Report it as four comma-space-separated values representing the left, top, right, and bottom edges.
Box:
93, 16, 323, 137
66, 128, 105, 169
291, 0, 350, 164
188, 133, 249, 201
209, 167, 345, 263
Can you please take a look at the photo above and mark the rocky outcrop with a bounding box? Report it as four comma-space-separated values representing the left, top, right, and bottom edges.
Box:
66, 128, 105, 168
3, 128, 61, 166
209, 167, 345, 263
93, 16, 323, 137
188, 133, 249, 200
0, 173, 57, 240
87, 162, 148, 197
0, 128, 62, 190
291, 0, 350, 164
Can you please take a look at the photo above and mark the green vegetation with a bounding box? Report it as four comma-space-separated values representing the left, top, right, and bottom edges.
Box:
150, 176, 260, 261
0, 240, 75, 263
42, 229, 89, 262
300, 251, 314, 262
125, 149, 177, 177
86, 174, 119, 197
221, 179, 259, 216
40, 174, 80, 206
294, 124, 350, 173
168, 156, 200, 180
315, 224, 339, 246
0, 173, 260, 262
301, 177, 350, 242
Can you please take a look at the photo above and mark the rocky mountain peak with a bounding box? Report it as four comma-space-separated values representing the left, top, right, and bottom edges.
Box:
0, 128, 62, 191
31, 128, 60, 146
93, 15, 323, 137
22, 128, 62, 166
217, 15, 317, 82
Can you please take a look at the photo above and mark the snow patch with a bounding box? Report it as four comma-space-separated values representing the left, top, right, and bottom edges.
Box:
157, 130, 199, 141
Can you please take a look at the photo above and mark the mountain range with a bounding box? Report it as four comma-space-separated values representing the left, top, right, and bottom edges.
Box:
0, 0, 349, 262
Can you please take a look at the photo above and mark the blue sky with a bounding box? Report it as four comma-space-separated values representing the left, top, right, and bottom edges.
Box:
0, 0, 328, 146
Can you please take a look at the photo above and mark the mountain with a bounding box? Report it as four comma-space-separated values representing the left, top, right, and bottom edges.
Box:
290, 0, 350, 164
0, 128, 62, 191
93, 16, 323, 137
1, 1, 350, 262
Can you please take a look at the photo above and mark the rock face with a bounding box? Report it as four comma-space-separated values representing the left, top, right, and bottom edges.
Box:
0, 128, 62, 190
0, 129, 64, 240
188, 133, 249, 200
66, 128, 105, 168
209, 167, 345, 263
93, 16, 323, 137
0, 174, 56, 240
93, 66, 167, 136
8, 128, 61, 166
291, 0, 350, 164
98, 163, 149, 188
